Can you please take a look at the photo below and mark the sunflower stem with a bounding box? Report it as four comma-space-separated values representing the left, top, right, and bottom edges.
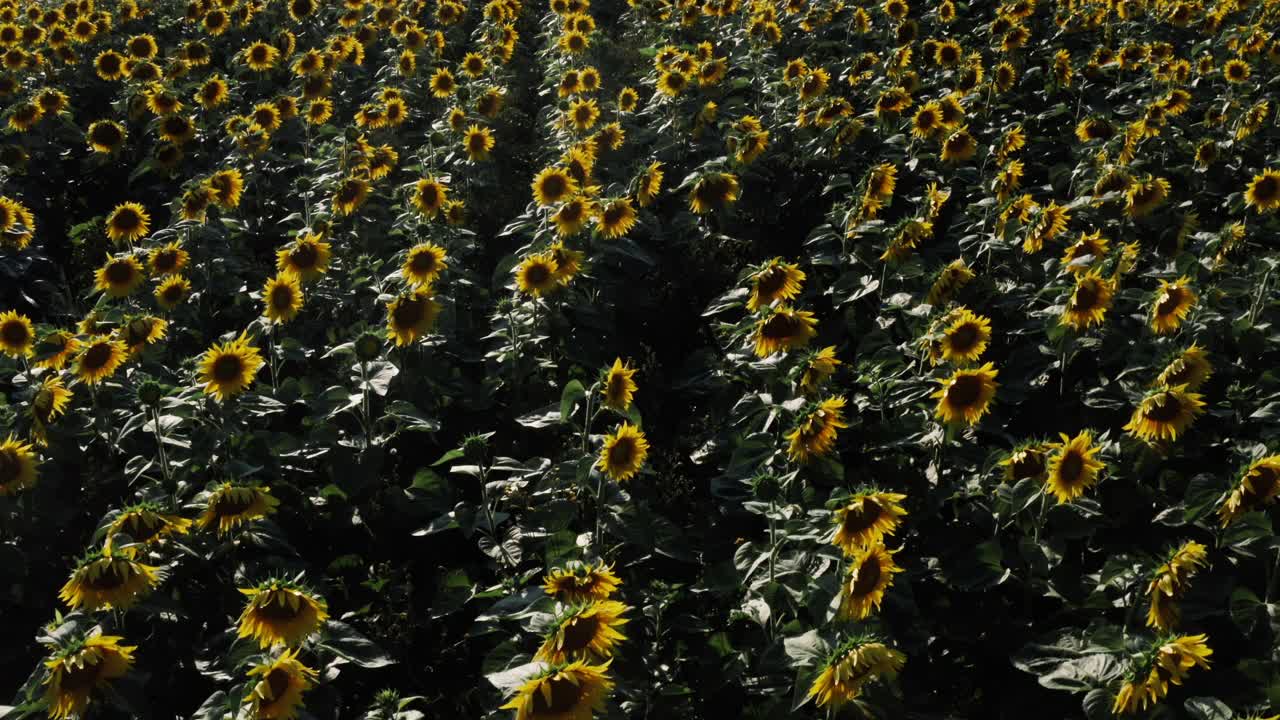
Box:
268, 324, 280, 395
1265, 547, 1280, 605
151, 403, 173, 487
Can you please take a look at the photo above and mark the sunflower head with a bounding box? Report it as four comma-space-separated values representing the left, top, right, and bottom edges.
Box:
107, 502, 192, 549
1245, 169, 1280, 213
786, 396, 849, 464
1156, 344, 1212, 391
1124, 385, 1205, 444
0, 309, 34, 358
276, 234, 331, 282
515, 253, 560, 297
932, 362, 999, 426
1060, 272, 1114, 331
263, 274, 304, 324
105, 202, 151, 244
753, 305, 818, 357
59, 551, 162, 611
198, 332, 265, 401
500, 659, 613, 720
535, 600, 630, 663
1150, 276, 1196, 335
688, 172, 739, 214
0, 434, 38, 495
747, 258, 805, 312
837, 542, 903, 620
385, 290, 441, 347
600, 358, 637, 411
402, 243, 448, 289
74, 336, 128, 385
238, 580, 329, 648
831, 490, 908, 554
1044, 430, 1105, 504
42, 634, 136, 720
243, 648, 319, 720
197, 482, 281, 534
543, 561, 622, 603
807, 637, 905, 709
1218, 456, 1280, 526
595, 197, 637, 239
596, 422, 649, 482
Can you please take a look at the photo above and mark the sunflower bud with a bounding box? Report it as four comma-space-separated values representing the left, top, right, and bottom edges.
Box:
463, 433, 491, 462
751, 473, 780, 502
354, 332, 382, 361
137, 380, 163, 406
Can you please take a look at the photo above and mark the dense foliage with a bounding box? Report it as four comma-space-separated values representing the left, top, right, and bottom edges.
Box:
2, 0, 1280, 717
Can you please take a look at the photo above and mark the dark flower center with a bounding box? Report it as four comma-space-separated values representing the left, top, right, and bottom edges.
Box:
0, 449, 19, 483
266, 668, 291, 701
90, 123, 123, 146
525, 263, 552, 286
113, 210, 141, 232
755, 267, 790, 301
122, 514, 162, 542
1072, 281, 1100, 311
850, 555, 882, 595
1144, 393, 1183, 423
211, 490, 254, 518
841, 499, 883, 536
81, 343, 114, 371
392, 297, 426, 328
559, 614, 600, 654
1058, 450, 1084, 485
608, 437, 636, 467
1, 320, 29, 346
531, 676, 582, 714
947, 322, 981, 353
1253, 176, 1279, 201
85, 560, 128, 589
1155, 288, 1184, 317
1009, 451, 1045, 480
540, 175, 566, 200
212, 354, 244, 382
257, 593, 304, 620
270, 285, 295, 310
945, 374, 984, 408
60, 657, 105, 693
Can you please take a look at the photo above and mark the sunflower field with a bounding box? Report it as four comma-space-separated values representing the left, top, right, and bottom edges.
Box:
3, 0, 1280, 716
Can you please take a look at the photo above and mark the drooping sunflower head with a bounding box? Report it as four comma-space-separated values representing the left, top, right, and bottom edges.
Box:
86, 120, 127, 153
1149, 276, 1196, 335
0, 434, 38, 496
807, 637, 906, 709
1218, 455, 1280, 526
1124, 385, 1205, 444
59, 551, 162, 611
1156, 343, 1212, 391
42, 634, 136, 720
74, 336, 127, 386
940, 125, 976, 163
553, 197, 594, 237
33, 330, 79, 371
1060, 231, 1109, 275
207, 168, 245, 209
600, 358, 637, 411
636, 161, 664, 207
999, 440, 1049, 483
385, 290, 441, 347
799, 345, 841, 394
543, 561, 622, 603
596, 422, 649, 482
1125, 175, 1171, 217
1060, 271, 1114, 331
752, 305, 818, 357
500, 659, 613, 720
1145, 541, 1208, 631
119, 315, 168, 355
939, 307, 991, 365
515, 253, 560, 297
831, 490, 907, 554
535, 600, 630, 664
932, 362, 998, 426
198, 332, 265, 401
746, 258, 805, 312
331, 176, 371, 216
238, 581, 329, 648
262, 274, 304, 325
1044, 430, 1105, 504
0, 309, 34, 358
197, 482, 280, 534
243, 648, 318, 720
688, 172, 739, 214
106, 502, 192, 549
786, 396, 849, 464
838, 542, 903, 620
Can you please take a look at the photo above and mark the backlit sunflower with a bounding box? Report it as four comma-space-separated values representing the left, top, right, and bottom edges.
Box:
197, 482, 280, 534
1112, 635, 1212, 715
198, 332, 264, 401
238, 581, 329, 648
86, 120, 126, 153
155, 276, 192, 310
119, 315, 168, 355
1060, 271, 1113, 330
207, 168, 245, 209
148, 242, 188, 276
565, 98, 599, 131
463, 124, 495, 161
515, 253, 560, 297
1124, 385, 1205, 443
553, 197, 592, 236
106, 503, 192, 548
532, 167, 577, 207
263, 274, 304, 324
243, 649, 318, 720
940, 125, 976, 163
411, 177, 449, 218
277, 234, 331, 282
105, 202, 150, 244
838, 542, 903, 620
932, 363, 998, 426
243, 40, 279, 71
549, 242, 584, 284
939, 308, 990, 365
1244, 169, 1280, 213
753, 305, 817, 357
402, 243, 448, 289
1156, 344, 1212, 391
746, 258, 804, 312
807, 638, 905, 709
94, 254, 145, 298
0, 434, 38, 495
1043, 430, 1104, 504
1149, 276, 1196, 335
1125, 175, 1170, 217
1060, 231, 1109, 275
535, 600, 630, 663
385, 290, 441, 347
785, 396, 848, 464
688, 172, 739, 214
503, 659, 613, 720
33, 331, 78, 371
0, 309, 33, 357
196, 76, 229, 108
429, 67, 456, 97
597, 422, 648, 482
595, 198, 636, 239
60, 552, 162, 611
636, 161, 663, 207
1218, 456, 1280, 526
601, 358, 637, 411
799, 346, 840, 394
1146, 541, 1208, 631
831, 491, 907, 554
42, 635, 135, 720
74, 336, 127, 385
29, 374, 72, 444
332, 176, 370, 216
544, 562, 622, 603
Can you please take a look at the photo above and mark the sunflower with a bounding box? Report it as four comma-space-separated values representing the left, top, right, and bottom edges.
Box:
1001, 440, 1050, 482
429, 67, 456, 97
1124, 385, 1205, 443
1022, 201, 1069, 254
544, 562, 622, 603
85, 120, 126, 153
29, 374, 72, 443
601, 358, 637, 411
73, 336, 127, 386
939, 308, 990, 365
1244, 169, 1280, 213
304, 98, 332, 125
933, 362, 998, 425
1156, 344, 1212, 391
243, 40, 279, 71
410, 177, 449, 218
0, 309, 33, 357
119, 315, 168, 355
0, 434, 38, 495
515, 253, 560, 297
688, 172, 739, 214
42, 635, 135, 720
243, 648, 318, 720
106, 504, 192, 548
385, 290, 441, 346
94, 49, 125, 79
502, 660, 612, 720
753, 306, 817, 357
636, 161, 664, 207
532, 167, 576, 207
276, 234, 331, 282
746, 258, 805, 312
786, 396, 848, 464
1148, 276, 1196, 335
154, 276, 192, 310
1042, 430, 1105, 503
331, 177, 370, 216
93, 254, 145, 298
536, 600, 630, 663
1060, 231, 1109, 275
104, 202, 150, 245
838, 543, 903, 620
1125, 175, 1170, 217
1146, 541, 1208, 631
197, 482, 280, 534
551, 197, 592, 237
597, 423, 648, 482
594, 198, 636, 239
146, 242, 188, 277
198, 332, 264, 401
807, 639, 905, 709
238, 582, 329, 648
262, 274, 304, 325
1113, 635, 1212, 715
565, 98, 599, 132
59, 553, 161, 611
547, 242, 584, 285
940, 126, 976, 163
832, 491, 907, 554
31, 331, 78, 372
463, 124, 495, 161
1222, 58, 1250, 83
1060, 271, 1113, 330
7, 101, 43, 132
207, 169, 245, 209
1217, 456, 1280, 526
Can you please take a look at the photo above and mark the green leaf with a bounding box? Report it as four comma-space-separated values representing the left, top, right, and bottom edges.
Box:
783, 630, 831, 669
1183, 697, 1233, 720
559, 379, 586, 424
320, 620, 395, 668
